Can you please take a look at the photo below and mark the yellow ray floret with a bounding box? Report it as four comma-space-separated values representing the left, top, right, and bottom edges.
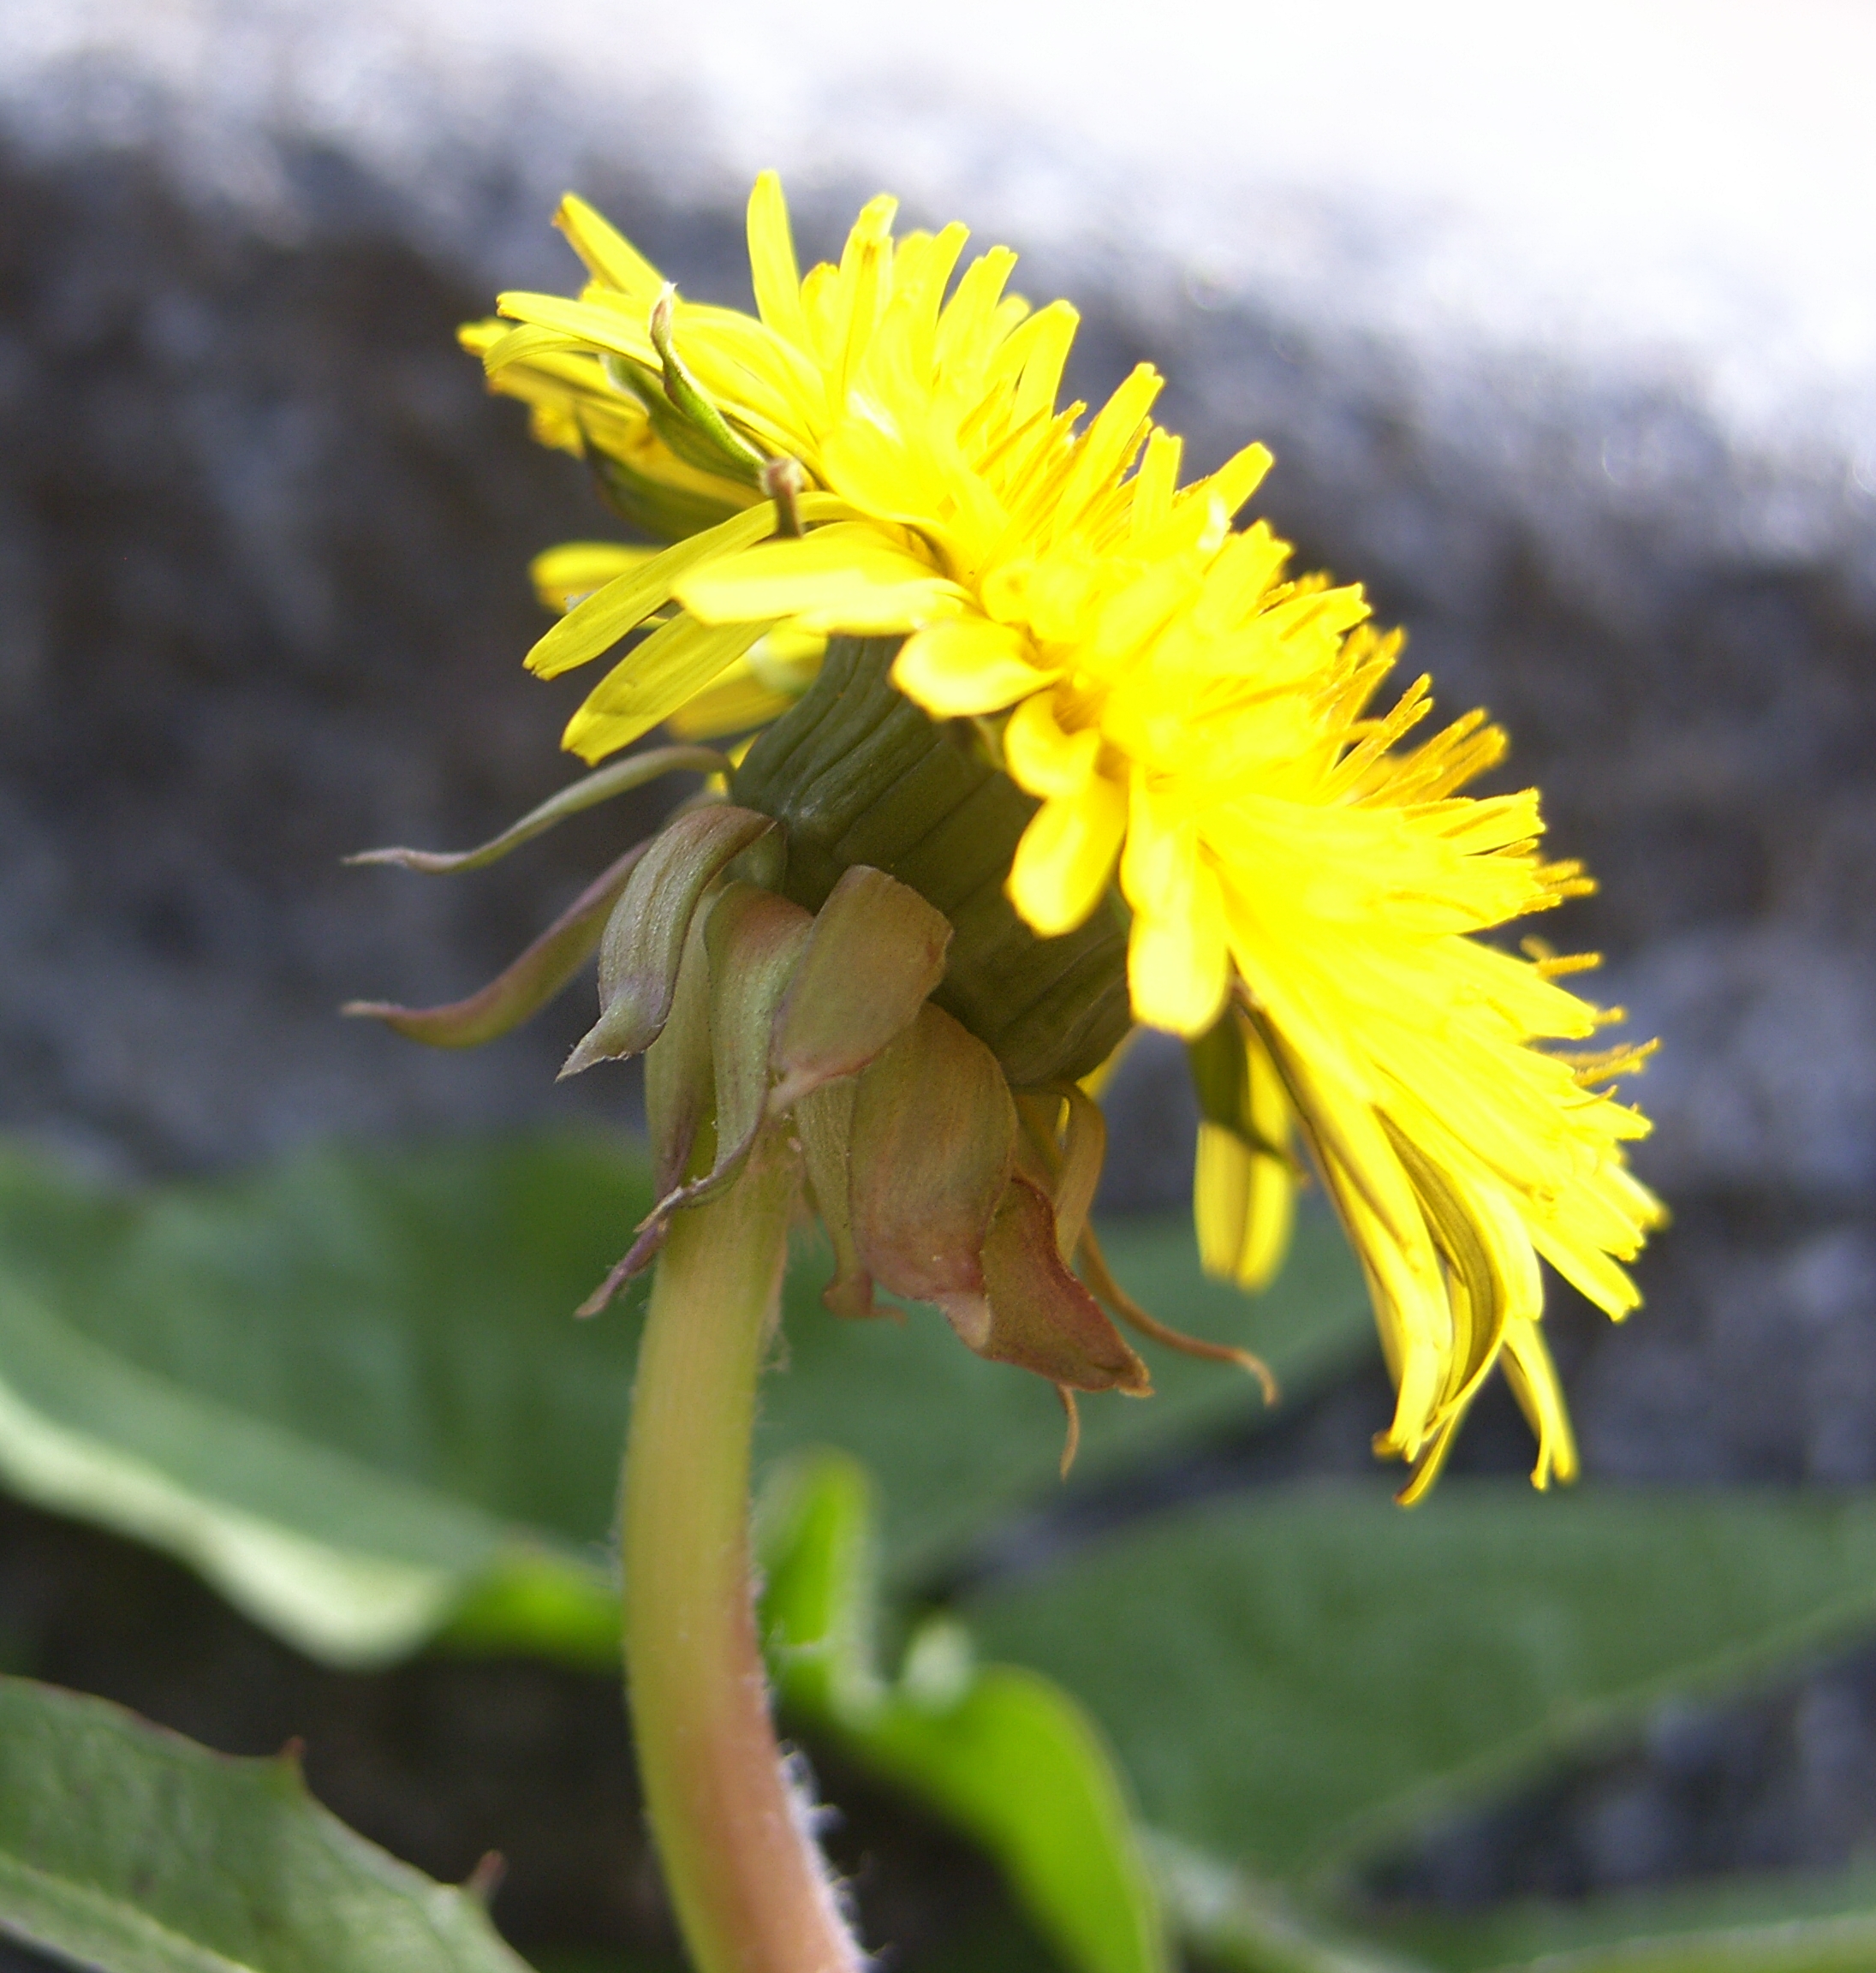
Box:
470, 173, 1665, 1496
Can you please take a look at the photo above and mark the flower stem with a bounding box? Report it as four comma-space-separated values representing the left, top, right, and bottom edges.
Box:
622, 1130, 863, 1973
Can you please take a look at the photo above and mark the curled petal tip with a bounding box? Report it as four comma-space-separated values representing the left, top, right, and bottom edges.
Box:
1056, 1386, 1081, 1478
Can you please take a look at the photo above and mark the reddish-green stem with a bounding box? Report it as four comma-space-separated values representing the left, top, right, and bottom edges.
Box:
622, 1130, 864, 1973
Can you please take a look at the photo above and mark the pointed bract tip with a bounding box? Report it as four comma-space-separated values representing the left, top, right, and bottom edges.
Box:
341, 846, 462, 872
557, 1034, 609, 1080
765, 1069, 819, 1118
576, 1225, 664, 1314
760, 455, 807, 538
463, 1851, 507, 1906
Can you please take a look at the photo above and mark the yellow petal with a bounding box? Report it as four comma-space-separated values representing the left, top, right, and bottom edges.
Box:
747, 171, 813, 354
1120, 787, 1230, 1034
1077, 1026, 1140, 1103
1190, 1016, 1296, 1290
1127, 873, 1228, 1036
1500, 1320, 1580, 1487
496, 290, 655, 367
554, 194, 664, 298
987, 298, 1079, 423
1052, 363, 1162, 527
1203, 440, 1274, 522
1090, 561, 1192, 668
523, 400, 585, 457
934, 246, 1019, 373
1006, 777, 1126, 937
1236, 1129, 1296, 1291
1004, 691, 1099, 800
527, 494, 853, 677
676, 523, 962, 632
806, 193, 898, 399
479, 319, 589, 377
561, 615, 772, 764
662, 661, 795, 741
1193, 1120, 1295, 1293
892, 618, 1057, 717
1238, 1034, 1298, 1290
529, 542, 658, 615
746, 625, 827, 693
1194, 1123, 1250, 1279
1129, 430, 1182, 538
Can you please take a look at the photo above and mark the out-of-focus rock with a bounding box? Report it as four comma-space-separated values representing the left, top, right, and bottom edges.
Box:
0, 92, 651, 1172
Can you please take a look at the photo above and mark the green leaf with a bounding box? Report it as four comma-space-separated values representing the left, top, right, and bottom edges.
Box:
0, 1136, 1367, 1664
0, 1136, 640, 1666
758, 1449, 1169, 1973
0, 1673, 528, 1973
1150, 1844, 1876, 1973
1381, 1863, 1876, 1973
20, 1131, 1876, 1973
962, 1483, 1876, 1889
1149, 1836, 1432, 1973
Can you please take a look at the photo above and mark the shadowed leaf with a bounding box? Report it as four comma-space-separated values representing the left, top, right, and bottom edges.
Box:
967, 1484, 1876, 1888
0, 1675, 531, 1973
1376, 1860, 1876, 1973
0, 1135, 1373, 1660
1150, 1836, 1429, 1973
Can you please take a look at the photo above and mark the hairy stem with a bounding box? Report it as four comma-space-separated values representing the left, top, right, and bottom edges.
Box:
622, 1130, 864, 1973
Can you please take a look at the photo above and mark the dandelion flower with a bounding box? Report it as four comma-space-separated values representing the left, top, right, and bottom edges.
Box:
372, 174, 1668, 1499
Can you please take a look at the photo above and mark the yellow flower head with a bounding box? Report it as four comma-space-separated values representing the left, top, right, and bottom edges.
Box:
449, 175, 1664, 1499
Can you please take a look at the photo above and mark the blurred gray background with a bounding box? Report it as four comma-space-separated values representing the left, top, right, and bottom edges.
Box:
3, 0, 1875, 1916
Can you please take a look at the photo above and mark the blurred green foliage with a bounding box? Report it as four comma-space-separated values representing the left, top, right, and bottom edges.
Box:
0, 1676, 528, 1972
1, 1130, 1874, 1973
